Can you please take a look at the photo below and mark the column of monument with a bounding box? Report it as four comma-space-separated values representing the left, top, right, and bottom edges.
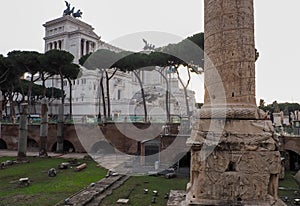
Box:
186, 0, 282, 205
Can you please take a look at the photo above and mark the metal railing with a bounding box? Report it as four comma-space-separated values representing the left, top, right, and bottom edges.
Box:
0, 114, 184, 124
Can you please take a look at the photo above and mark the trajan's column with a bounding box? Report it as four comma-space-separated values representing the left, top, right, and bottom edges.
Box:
186, 0, 283, 205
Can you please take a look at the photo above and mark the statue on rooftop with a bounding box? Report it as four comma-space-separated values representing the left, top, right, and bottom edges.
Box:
63, 1, 83, 18
63, 1, 73, 16
73, 9, 83, 18
142, 39, 155, 51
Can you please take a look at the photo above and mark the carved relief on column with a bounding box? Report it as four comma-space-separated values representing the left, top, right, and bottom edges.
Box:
200, 0, 261, 120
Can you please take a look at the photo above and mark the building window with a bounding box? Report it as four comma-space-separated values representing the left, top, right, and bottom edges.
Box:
63, 80, 67, 86
81, 78, 86, 84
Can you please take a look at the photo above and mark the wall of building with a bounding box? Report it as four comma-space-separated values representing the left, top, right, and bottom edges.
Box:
0, 123, 179, 155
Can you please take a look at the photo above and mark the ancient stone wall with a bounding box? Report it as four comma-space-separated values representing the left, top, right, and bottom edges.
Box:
0, 123, 179, 154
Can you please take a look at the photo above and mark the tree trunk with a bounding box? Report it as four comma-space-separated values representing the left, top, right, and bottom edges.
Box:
100, 76, 106, 123
105, 69, 117, 121
56, 104, 64, 152
177, 67, 191, 119
39, 98, 48, 156
105, 71, 111, 120
97, 85, 102, 123
133, 71, 147, 122
33, 100, 37, 114
28, 76, 34, 114
9, 92, 16, 122
42, 73, 47, 97
67, 78, 73, 120
183, 87, 190, 117
17, 103, 28, 161
4, 96, 8, 118
156, 69, 170, 123
57, 75, 64, 152
0, 90, 3, 122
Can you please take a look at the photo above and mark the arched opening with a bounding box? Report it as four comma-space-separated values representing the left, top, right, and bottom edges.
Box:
286, 150, 300, 171
178, 151, 191, 168
51, 140, 75, 153
144, 140, 160, 166
90, 141, 115, 155
27, 138, 39, 152
173, 151, 191, 177
0, 139, 7, 149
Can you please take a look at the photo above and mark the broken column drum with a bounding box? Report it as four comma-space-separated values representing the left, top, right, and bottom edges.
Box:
186, 0, 281, 205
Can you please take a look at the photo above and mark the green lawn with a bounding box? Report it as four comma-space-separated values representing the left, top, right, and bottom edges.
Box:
278, 170, 300, 206
1, 155, 296, 206
0, 156, 106, 206
101, 175, 189, 206
0, 156, 189, 206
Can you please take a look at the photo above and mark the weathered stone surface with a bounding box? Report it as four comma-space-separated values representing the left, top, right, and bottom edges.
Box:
190, 150, 281, 174
167, 190, 186, 206
188, 119, 278, 152
186, 118, 282, 204
202, 0, 257, 120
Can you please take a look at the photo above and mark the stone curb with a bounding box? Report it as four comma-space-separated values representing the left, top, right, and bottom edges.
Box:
56, 174, 128, 206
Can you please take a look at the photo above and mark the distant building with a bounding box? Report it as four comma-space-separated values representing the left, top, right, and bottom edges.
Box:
42, 15, 196, 121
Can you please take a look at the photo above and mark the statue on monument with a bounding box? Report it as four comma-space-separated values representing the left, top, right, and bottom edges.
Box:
63, 1, 82, 18
73, 9, 83, 18
142, 39, 155, 51
63, 1, 73, 16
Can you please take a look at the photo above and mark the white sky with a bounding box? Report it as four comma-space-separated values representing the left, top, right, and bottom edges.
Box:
0, 0, 299, 105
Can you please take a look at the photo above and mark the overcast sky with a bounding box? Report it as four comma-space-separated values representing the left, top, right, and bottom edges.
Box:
0, 0, 299, 105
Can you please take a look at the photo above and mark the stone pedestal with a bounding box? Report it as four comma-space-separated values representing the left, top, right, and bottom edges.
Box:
185, 118, 282, 205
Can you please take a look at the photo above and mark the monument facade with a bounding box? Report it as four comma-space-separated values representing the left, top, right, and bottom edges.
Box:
186, 0, 282, 205
42, 13, 196, 120
43, 15, 100, 63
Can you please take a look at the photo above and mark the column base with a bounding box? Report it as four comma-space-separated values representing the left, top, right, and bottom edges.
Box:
186, 118, 282, 205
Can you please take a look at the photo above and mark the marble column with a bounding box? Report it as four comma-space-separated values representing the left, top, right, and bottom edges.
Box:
185, 0, 282, 205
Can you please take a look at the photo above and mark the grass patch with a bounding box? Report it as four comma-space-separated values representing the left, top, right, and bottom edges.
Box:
0, 156, 106, 206
278, 170, 300, 206
101, 175, 189, 206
